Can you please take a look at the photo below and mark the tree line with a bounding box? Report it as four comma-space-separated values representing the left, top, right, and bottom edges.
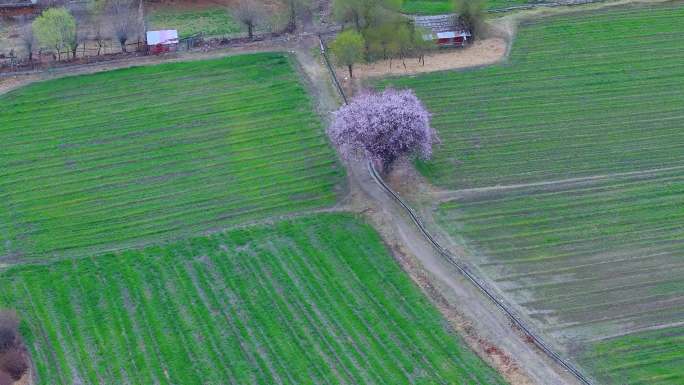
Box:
14, 0, 317, 63
328, 0, 486, 77
16, 0, 143, 62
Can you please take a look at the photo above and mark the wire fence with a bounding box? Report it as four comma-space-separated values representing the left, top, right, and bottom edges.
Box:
318, 35, 348, 105
366, 161, 594, 385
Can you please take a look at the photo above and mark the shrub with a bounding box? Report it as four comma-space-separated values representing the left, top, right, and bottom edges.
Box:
0, 350, 28, 381
0, 312, 18, 354
0, 371, 13, 385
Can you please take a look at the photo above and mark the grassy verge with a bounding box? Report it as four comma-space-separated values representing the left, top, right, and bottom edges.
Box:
146, 7, 242, 38
0, 53, 343, 260
0, 214, 508, 385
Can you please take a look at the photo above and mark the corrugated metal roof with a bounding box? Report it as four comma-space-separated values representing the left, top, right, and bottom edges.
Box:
436, 31, 469, 39
0, 0, 35, 7
411, 14, 468, 33
146, 30, 179, 45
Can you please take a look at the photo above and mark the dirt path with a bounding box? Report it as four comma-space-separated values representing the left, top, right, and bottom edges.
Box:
342, 158, 584, 385
1, 23, 585, 385
291, 36, 585, 385
0, 33, 315, 96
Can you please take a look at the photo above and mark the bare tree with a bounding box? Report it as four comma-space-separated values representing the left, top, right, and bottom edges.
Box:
93, 16, 107, 56
232, 0, 266, 39
70, 16, 87, 59
453, 0, 486, 38
108, 0, 137, 52
18, 23, 35, 62
282, 0, 311, 33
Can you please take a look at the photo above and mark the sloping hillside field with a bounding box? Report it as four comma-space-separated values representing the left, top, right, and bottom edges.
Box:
383, 5, 684, 385
0, 53, 343, 261
0, 214, 507, 385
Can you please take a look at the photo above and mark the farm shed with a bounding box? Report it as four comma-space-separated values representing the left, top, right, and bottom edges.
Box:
0, 0, 37, 17
411, 14, 471, 47
146, 29, 179, 54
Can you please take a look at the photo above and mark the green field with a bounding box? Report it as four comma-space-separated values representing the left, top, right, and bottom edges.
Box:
383, 6, 684, 189
436, 169, 684, 351
0, 53, 343, 260
146, 7, 242, 38
382, 5, 684, 384
401, 0, 531, 15
0, 214, 507, 385
582, 327, 684, 385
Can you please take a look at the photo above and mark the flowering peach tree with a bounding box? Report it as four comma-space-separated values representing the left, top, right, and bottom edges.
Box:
329, 88, 438, 172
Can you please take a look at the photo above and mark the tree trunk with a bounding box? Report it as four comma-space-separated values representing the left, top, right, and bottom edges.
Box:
286, 3, 296, 33
120, 38, 127, 53
348, 64, 353, 78
247, 22, 253, 39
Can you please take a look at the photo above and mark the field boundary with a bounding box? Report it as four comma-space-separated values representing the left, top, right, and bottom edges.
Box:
367, 160, 594, 385
435, 164, 684, 202
318, 36, 348, 104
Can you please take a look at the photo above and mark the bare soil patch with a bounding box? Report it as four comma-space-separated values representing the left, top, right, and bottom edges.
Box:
335, 38, 507, 95
360, 38, 506, 78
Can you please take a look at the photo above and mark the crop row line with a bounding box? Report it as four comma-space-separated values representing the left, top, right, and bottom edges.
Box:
367, 161, 593, 385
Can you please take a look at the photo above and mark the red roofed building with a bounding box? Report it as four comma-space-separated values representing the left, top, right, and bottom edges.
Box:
412, 14, 472, 48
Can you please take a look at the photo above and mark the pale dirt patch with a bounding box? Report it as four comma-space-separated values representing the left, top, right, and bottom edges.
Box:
335, 38, 507, 95
0, 75, 38, 95
355, 38, 506, 78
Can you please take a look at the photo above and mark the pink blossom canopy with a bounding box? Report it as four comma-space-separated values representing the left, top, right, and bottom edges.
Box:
328, 88, 437, 168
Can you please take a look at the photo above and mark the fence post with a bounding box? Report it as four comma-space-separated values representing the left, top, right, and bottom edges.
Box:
318, 35, 348, 105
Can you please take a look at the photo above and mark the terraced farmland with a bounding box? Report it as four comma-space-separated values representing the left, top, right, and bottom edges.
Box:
0, 214, 507, 385
380, 5, 684, 384
0, 53, 343, 260
382, 6, 684, 189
